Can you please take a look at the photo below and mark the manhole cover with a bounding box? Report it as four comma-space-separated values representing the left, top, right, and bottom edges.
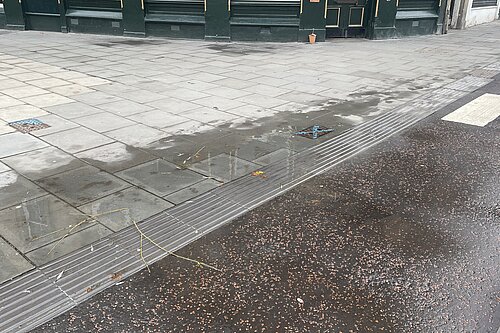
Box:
295, 125, 334, 139
9, 119, 50, 133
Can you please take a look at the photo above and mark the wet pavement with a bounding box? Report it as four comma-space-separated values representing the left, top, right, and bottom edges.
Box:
32, 83, 499, 332
1, 21, 500, 273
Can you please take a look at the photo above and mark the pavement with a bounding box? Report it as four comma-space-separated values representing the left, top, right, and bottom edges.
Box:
32, 63, 500, 333
0, 20, 499, 332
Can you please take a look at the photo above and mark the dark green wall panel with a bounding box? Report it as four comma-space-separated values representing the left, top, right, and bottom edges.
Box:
231, 25, 298, 42
146, 22, 205, 38
68, 16, 123, 35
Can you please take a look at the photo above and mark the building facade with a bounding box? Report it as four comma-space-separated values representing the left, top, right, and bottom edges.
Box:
0, 0, 459, 41
450, 0, 500, 29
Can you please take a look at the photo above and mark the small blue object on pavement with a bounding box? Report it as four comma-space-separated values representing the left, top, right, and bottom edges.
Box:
295, 125, 335, 139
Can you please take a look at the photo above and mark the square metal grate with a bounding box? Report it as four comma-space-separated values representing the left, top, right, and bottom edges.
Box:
9, 118, 50, 133
295, 125, 334, 139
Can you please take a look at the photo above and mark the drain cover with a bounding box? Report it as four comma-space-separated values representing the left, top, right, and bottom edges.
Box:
295, 125, 334, 139
9, 119, 50, 133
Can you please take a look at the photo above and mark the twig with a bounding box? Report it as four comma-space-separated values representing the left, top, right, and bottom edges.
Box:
139, 231, 151, 273
47, 208, 128, 254
182, 146, 205, 165
132, 219, 222, 272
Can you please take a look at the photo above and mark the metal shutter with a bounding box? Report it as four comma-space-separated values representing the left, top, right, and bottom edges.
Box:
472, 0, 498, 7
397, 0, 437, 11
66, 0, 121, 11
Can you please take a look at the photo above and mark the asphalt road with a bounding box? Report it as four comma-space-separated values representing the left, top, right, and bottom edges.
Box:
34, 91, 500, 332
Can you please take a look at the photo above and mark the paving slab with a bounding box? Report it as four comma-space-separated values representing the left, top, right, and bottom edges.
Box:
21, 93, 74, 108
73, 112, 137, 132
29, 114, 79, 137
97, 100, 155, 117
1, 146, 85, 180
36, 165, 129, 206
0, 104, 49, 122
0, 132, 49, 158
26, 223, 112, 266
0, 171, 47, 210
43, 101, 103, 119
189, 153, 260, 182
253, 148, 295, 166
164, 178, 221, 204
105, 124, 167, 148
0, 195, 91, 253
127, 110, 189, 129
0, 238, 34, 284
117, 159, 206, 197
78, 187, 174, 232
75, 142, 156, 173
41, 127, 115, 153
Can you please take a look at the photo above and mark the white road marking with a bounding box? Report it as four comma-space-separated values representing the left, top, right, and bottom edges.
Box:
442, 93, 500, 127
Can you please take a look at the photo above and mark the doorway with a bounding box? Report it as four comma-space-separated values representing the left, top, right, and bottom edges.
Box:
325, 0, 367, 37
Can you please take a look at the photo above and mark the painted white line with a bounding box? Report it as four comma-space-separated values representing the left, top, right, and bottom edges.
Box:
442, 93, 500, 127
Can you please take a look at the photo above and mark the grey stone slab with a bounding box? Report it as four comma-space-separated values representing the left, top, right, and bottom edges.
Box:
253, 148, 295, 166
127, 110, 188, 129
21, 93, 74, 108
26, 223, 112, 266
36, 165, 129, 206
189, 153, 260, 182
117, 159, 206, 197
30, 114, 79, 137
42, 127, 115, 153
105, 124, 167, 148
0, 194, 91, 253
0, 132, 49, 158
78, 187, 174, 232
0, 171, 47, 210
0, 238, 34, 284
44, 101, 103, 119
98, 100, 155, 117
0, 162, 10, 174
72, 91, 122, 106
75, 142, 156, 173
73, 112, 136, 132
192, 96, 245, 111
1, 146, 85, 180
0, 104, 49, 122
179, 107, 239, 126
164, 178, 221, 204
146, 98, 200, 114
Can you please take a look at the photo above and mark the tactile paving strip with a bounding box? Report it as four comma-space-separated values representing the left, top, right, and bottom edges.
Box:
0, 63, 495, 333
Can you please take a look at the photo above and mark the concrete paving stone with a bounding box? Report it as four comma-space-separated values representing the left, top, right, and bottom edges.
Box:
164, 178, 221, 204
192, 96, 245, 111
37, 165, 129, 206
105, 124, 167, 148
2, 146, 85, 180
161, 88, 211, 102
0, 170, 47, 210
272, 101, 308, 113
0, 121, 16, 135
173, 80, 218, 91
203, 86, 253, 99
78, 187, 174, 232
0, 194, 92, 253
0, 161, 11, 173
0, 94, 25, 108
212, 77, 257, 90
21, 93, 74, 108
27, 77, 69, 89
248, 76, 291, 87
227, 105, 271, 119
236, 94, 289, 109
73, 112, 137, 132
49, 71, 89, 80
161, 120, 214, 136
29, 114, 79, 137
0, 79, 26, 91
253, 148, 295, 166
117, 159, 206, 197
243, 84, 289, 98
48, 84, 95, 96
277, 91, 321, 104
98, 100, 154, 117
2, 85, 48, 99
26, 223, 112, 266
189, 153, 260, 182
67, 76, 110, 87
147, 98, 200, 114
127, 110, 188, 129
42, 127, 115, 153
179, 107, 239, 126
0, 238, 34, 284
0, 132, 49, 158
72, 91, 123, 106
43, 101, 103, 119
113, 89, 167, 104
0, 104, 49, 122
75, 142, 156, 173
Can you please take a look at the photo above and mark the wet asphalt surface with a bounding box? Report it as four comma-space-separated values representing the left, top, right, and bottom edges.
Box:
34, 93, 499, 332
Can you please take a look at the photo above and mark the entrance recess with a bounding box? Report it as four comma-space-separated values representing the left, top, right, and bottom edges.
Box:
325, 0, 366, 37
